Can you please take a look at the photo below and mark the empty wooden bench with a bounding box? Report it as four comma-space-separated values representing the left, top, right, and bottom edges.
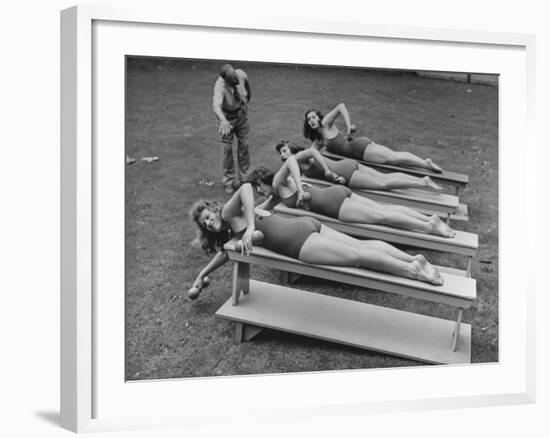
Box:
302, 176, 467, 224
321, 150, 469, 196
273, 203, 478, 276
215, 241, 477, 364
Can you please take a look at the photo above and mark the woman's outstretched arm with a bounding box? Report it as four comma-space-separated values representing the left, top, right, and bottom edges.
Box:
322, 103, 351, 134
274, 156, 305, 205
221, 183, 256, 253
297, 148, 345, 184
285, 155, 304, 188
222, 183, 255, 222
238, 183, 255, 224
237, 184, 256, 253
189, 250, 229, 299
191, 250, 229, 288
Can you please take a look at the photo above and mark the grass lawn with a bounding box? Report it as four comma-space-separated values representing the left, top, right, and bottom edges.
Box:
125, 58, 498, 380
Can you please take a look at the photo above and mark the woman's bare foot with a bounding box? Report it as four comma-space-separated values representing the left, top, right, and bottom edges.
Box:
426, 158, 443, 173
411, 255, 444, 285
422, 176, 443, 191
428, 215, 456, 237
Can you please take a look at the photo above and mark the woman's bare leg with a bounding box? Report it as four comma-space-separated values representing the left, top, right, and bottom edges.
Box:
338, 198, 455, 237
350, 192, 425, 220
321, 225, 445, 284
351, 164, 442, 191
358, 238, 443, 285
362, 142, 442, 172
380, 202, 431, 221
320, 225, 415, 261
299, 225, 443, 284
349, 194, 455, 236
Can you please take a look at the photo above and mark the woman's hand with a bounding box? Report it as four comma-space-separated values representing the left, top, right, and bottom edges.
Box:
324, 170, 346, 185
191, 277, 202, 290
296, 189, 305, 207
188, 275, 210, 300
334, 175, 346, 184
346, 123, 357, 141
191, 276, 210, 290
240, 226, 256, 255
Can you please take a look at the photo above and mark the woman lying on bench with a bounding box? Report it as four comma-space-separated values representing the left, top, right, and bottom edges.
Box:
303, 103, 443, 172
188, 183, 444, 299
247, 159, 455, 238
275, 140, 442, 192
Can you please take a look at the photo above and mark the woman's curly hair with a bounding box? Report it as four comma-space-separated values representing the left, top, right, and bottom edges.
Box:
303, 109, 325, 142
274, 139, 305, 156
246, 167, 274, 188
189, 199, 231, 254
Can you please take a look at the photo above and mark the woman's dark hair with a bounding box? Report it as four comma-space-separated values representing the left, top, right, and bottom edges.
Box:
189, 199, 231, 254
274, 140, 305, 155
303, 109, 325, 142
247, 167, 274, 187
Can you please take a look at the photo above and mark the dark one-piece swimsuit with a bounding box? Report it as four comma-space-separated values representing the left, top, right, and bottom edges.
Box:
301, 157, 358, 186
324, 132, 372, 160
281, 185, 352, 218
234, 213, 322, 259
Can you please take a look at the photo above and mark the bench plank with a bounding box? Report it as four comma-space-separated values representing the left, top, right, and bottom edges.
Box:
224, 242, 476, 308
321, 150, 469, 187
216, 280, 471, 364
418, 203, 469, 222
274, 203, 478, 256
302, 177, 459, 215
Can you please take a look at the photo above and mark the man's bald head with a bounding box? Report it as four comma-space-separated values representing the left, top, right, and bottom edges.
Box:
220, 64, 239, 87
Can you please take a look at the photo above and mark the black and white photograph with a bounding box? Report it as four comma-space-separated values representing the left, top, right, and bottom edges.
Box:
125, 58, 498, 379
4, 0, 548, 436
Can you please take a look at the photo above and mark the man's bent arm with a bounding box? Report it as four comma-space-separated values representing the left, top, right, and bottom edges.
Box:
212, 81, 228, 122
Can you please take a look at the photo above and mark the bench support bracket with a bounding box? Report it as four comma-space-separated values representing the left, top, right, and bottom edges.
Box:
232, 262, 249, 306
451, 308, 464, 352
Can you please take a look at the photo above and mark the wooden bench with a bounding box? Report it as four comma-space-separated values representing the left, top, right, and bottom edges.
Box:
418, 203, 469, 223
215, 241, 477, 364
321, 150, 469, 196
273, 203, 478, 276
302, 176, 466, 224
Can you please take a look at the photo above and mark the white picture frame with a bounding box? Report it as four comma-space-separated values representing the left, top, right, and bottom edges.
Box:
60, 5, 536, 433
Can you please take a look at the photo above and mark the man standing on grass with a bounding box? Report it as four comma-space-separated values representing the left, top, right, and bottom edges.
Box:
212, 63, 252, 194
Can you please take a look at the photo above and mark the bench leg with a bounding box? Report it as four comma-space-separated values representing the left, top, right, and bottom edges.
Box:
234, 322, 244, 344
451, 308, 464, 351
280, 270, 301, 285
446, 213, 451, 225
232, 262, 250, 306
234, 322, 264, 344
454, 186, 460, 197
466, 257, 472, 278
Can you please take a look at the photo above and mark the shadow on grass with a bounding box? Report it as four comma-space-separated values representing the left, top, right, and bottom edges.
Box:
34, 411, 59, 427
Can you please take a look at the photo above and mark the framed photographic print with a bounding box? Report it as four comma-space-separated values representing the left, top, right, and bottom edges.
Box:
61, 5, 536, 433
